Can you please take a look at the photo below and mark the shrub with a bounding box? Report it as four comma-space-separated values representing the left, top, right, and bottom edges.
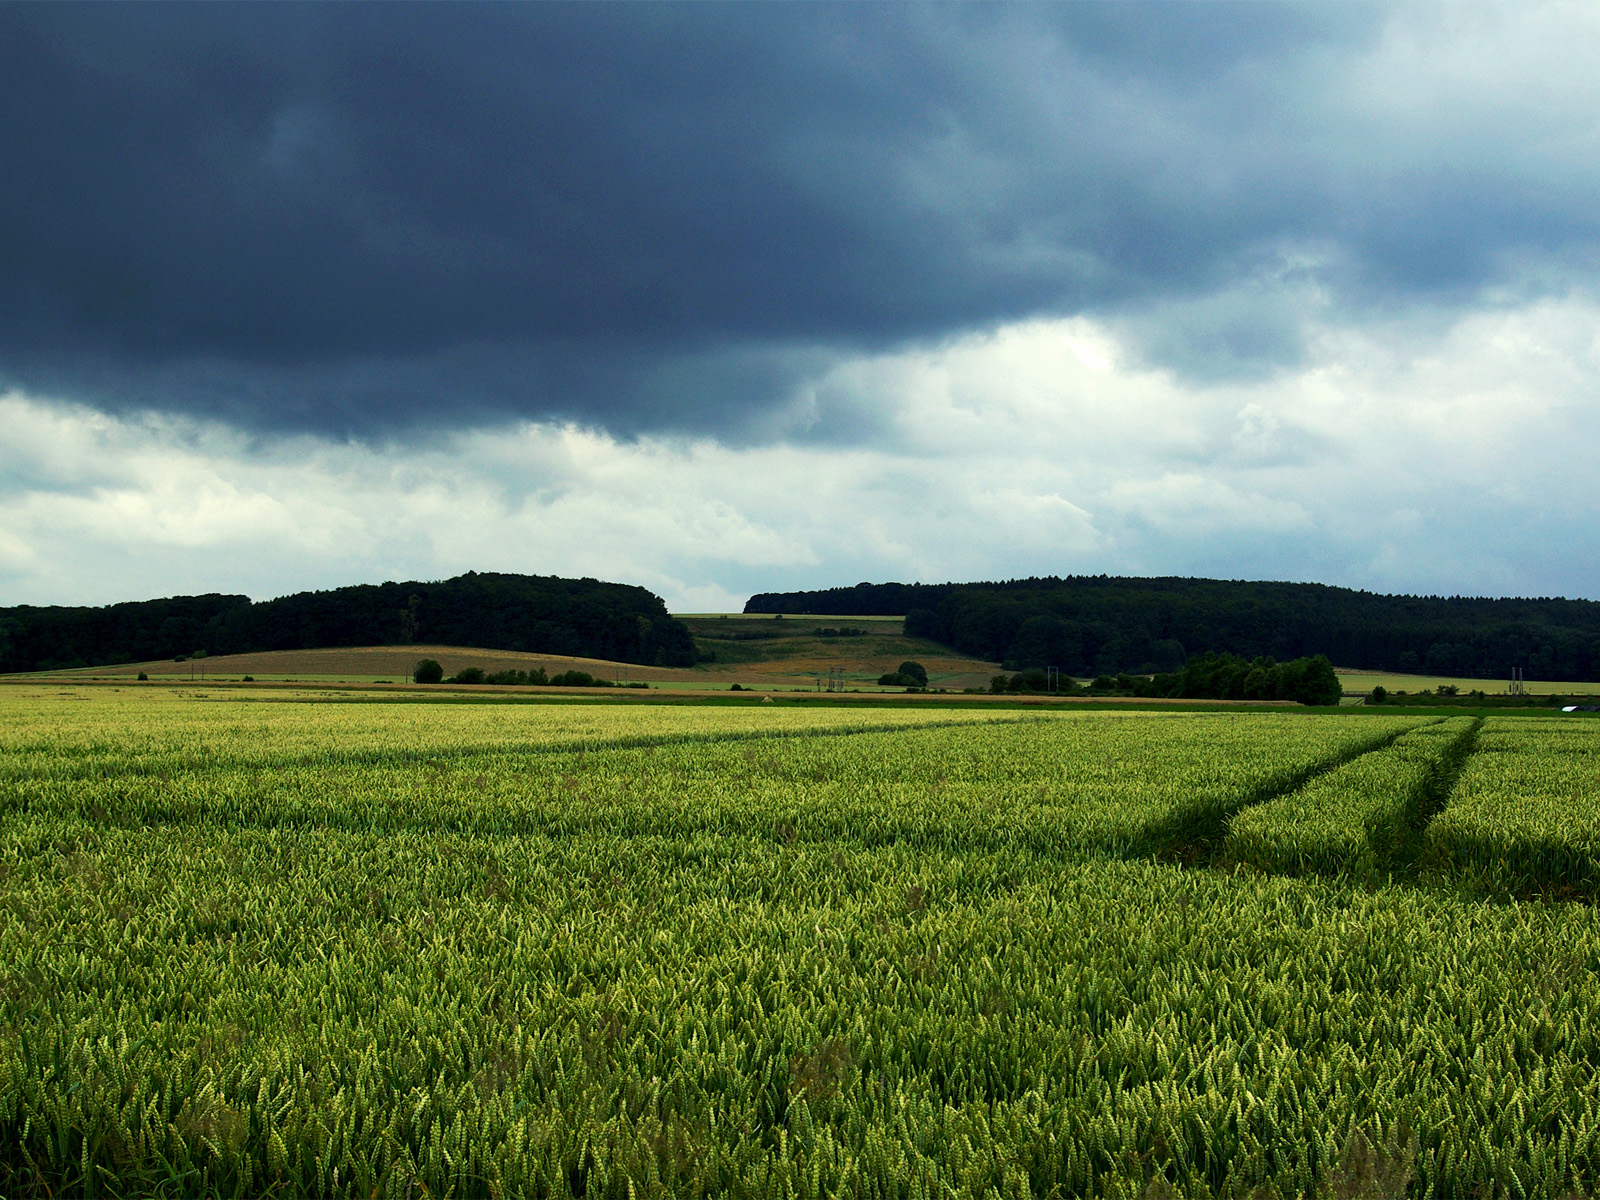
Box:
484, 668, 548, 686
550, 670, 597, 687
413, 659, 444, 684
447, 667, 487, 685
136, 671, 149, 681
988, 669, 1080, 695
1013, 668, 1049, 693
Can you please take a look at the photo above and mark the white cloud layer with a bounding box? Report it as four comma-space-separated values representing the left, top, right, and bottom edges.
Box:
3, 292, 1599, 610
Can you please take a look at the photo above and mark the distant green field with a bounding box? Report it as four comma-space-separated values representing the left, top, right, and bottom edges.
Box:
7, 689, 1600, 1197
674, 612, 905, 623
1338, 668, 1600, 696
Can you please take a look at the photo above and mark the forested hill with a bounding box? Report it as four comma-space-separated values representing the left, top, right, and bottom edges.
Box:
745, 578, 1600, 681
0, 572, 697, 672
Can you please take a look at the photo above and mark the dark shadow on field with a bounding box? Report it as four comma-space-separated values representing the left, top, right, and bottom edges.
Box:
1393, 716, 1482, 872
1141, 722, 1421, 867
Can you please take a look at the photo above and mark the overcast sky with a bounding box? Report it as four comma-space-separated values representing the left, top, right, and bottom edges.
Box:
4, 1, 1599, 610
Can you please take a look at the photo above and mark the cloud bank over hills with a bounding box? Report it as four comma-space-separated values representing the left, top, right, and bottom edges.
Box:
2, 2, 1598, 606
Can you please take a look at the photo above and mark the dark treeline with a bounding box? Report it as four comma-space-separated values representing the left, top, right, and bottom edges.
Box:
990, 653, 1343, 706
1141, 652, 1342, 705
435, 664, 648, 689
0, 572, 696, 672
746, 577, 1600, 681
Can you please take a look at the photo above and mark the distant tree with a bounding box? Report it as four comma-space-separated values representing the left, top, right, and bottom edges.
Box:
1012, 668, 1048, 692
1370, 685, 1387, 704
484, 667, 548, 685
448, 666, 486, 684
0, 616, 19, 673
1150, 638, 1187, 673
1277, 656, 1342, 706
413, 658, 443, 684
550, 669, 597, 687
1241, 664, 1274, 700
896, 661, 928, 686
397, 594, 421, 643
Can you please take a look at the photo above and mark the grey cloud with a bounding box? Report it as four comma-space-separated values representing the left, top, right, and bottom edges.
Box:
1110, 281, 1320, 383
2, 2, 1596, 440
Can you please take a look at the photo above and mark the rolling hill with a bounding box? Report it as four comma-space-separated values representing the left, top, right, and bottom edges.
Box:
747, 577, 1600, 681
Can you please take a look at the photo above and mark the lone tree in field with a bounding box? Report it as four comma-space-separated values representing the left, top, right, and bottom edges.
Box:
879, 660, 929, 688
413, 658, 443, 684
896, 661, 928, 687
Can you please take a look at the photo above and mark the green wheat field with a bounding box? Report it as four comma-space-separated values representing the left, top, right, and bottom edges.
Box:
4, 686, 1600, 1197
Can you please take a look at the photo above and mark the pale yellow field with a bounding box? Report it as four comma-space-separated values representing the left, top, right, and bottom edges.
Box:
1337, 668, 1600, 696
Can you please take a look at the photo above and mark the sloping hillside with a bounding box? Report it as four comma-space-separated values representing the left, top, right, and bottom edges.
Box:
32, 622, 1002, 692
0, 572, 694, 672
747, 577, 1600, 681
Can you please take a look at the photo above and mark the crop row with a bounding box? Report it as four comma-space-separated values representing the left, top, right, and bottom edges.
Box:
0, 688, 1038, 784
1225, 717, 1478, 879
1426, 716, 1600, 898
1221, 715, 1600, 897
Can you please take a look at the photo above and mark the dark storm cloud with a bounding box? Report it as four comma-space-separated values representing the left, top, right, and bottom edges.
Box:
0, 2, 1593, 438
